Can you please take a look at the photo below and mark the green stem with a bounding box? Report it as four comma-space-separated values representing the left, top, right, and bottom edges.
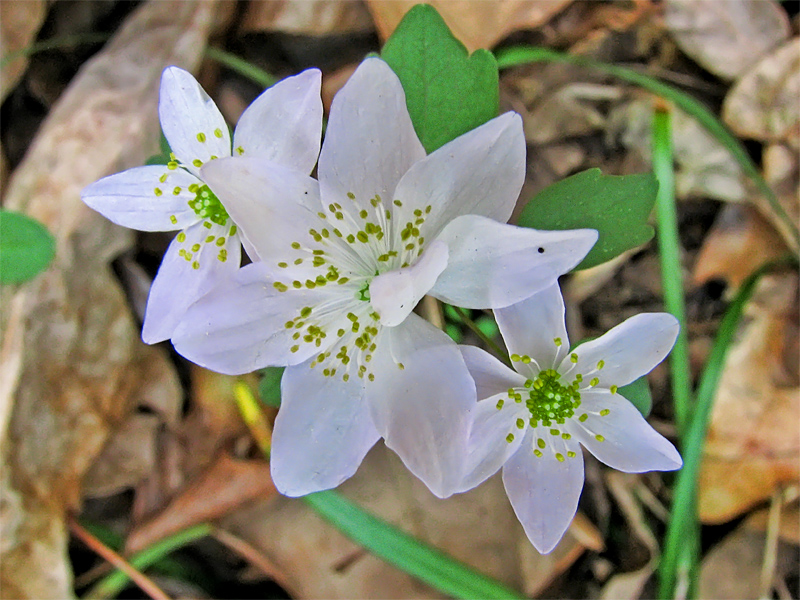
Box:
452, 306, 511, 366
204, 46, 277, 89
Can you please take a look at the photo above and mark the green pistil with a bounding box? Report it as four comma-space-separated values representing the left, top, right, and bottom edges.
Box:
525, 369, 581, 428
188, 184, 229, 226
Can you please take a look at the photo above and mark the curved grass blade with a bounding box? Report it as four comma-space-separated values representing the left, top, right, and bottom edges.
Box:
494, 46, 799, 250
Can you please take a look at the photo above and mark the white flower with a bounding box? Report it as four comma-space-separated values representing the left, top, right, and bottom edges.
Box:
81, 66, 323, 342
456, 283, 683, 553
172, 58, 597, 498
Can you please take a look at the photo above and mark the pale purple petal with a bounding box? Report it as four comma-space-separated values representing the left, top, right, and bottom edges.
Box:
495, 283, 570, 372
457, 394, 527, 493
366, 313, 475, 498
142, 220, 240, 343
570, 390, 682, 472
564, 313, 679, 388
159, 67, 231, 177
503, 433, 585, 554
430, 216, 597, 309
201, 157, 322, 265
271, 360, 379, 496
81, 165, 199, 232
172, 262, 334, 373
369, 240, 448, 327
392, 112, 525, 237
233, 68, 323, 173
317, 58, 425, 208
460, 345, 526, 399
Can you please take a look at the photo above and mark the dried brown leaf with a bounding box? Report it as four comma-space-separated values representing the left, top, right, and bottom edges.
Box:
240, 0, 374, 35
722, 37, 800, 146
757, 143, 800, 252
664, 0, 790, 81
0, 0, 47, 103
0, 1, 216, 597
698, 272, 800, 524
367, 0, 572, 52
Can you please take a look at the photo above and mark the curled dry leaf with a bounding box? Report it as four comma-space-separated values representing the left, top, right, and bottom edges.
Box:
0, 0, 46, 103
367, 0, 572, 52
698, 272, 800, 524
722, 37, 800, 147
664, 0, 790, 81
0, 1, 215, 597
758, 143, 800, 252
240, 0, 374, 35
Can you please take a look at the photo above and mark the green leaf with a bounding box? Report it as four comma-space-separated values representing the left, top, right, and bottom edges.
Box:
258, 367, 284, 408
304, 490, 523, 600
618, 376, 653, 418
382, 4, 499, 153
0, 210, 56, 284
518, 168, 658, 270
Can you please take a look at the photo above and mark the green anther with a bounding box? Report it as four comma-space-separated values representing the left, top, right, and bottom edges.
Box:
600, 409, 610, 416
357, 284, 370, 302
597, 360, 605, 369
524, 369, 582, 428
534, 449, 543, 457
177, 232, 186, 243
393, 199, 402, 207
317, 212, 326, 219
192, 159, 203, 168
590, 377, 600, 387
292, 281, 302, 289
346, 234, 356, 243
506, 433, 515, 443
537, 438, 546, 449
214, 128, 223, 138
521, 355, 531, 364
550, 429, 560, 436
347, 192, 355, 199
187, 184, 229, 226
291, 242, 301, 249
205, 236, 215, 243
578, 413, 588, 422
570, 353, 578, 363
278, 262, 288, 268
554, 337, 562, 347
516, 418, 525, 429
196, 132, 206, 143
510, 354, 521, 362
154, 187, 163, 196
562, 433, 571, 440
567, 451, 576, 458
273, 282, 288, 292
524, 380, 533, 388
191, 243, 201, 252
610, 385, 618, 394
170, 215, 178, 224
555, 453, 565, 462
294, 258, 303, 265
359, 209, 368, 219
356, 231, 369, 243
300, 307, 312, 318
496, 399, 504, 410
595, 434, 605, 442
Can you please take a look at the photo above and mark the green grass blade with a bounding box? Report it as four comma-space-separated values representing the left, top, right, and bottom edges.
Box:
204, 46, 277, 89
0, 33, 110, 70
303, 490, 523, 600
495, 46, 799, 250
652, 106, 693, 435
657, 256, 797, 598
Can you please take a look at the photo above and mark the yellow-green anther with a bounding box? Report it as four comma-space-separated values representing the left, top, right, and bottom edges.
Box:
555, 453, 565, 462
595, 434, 605, 442
610, 385, 618, 394
196, 132, 206, 142
537, 438, 546, 449
506, 433, 515, 443
600, 409, 610, 416
570, 353, 578, 363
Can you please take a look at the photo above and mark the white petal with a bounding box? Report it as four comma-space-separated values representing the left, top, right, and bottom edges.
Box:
271, 360, 379, 496
430, 216, 598, 309
460, 345, 526, 399
159, 66, 231, 176
142, 221, 240, 343
81, 165, 199, 232
565, 313, 679, 388
369, 240, 448, 327
171, 262, 333, 374
317, 58, 425, 208
495, 283, 569, 372
503, 433, 585, 554
571, 391, 682, 472
233, 68, 323, 173
457, 394, 527, 493
201, 157, 322, 265
366, 313, 476, 498
392, 112, 525, 237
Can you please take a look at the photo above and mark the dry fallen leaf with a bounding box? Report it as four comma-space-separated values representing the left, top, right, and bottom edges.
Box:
367, 0, 572, 52
664, 0, 790, 81
240, 0, 374, 35
0, 1, 216, 596
0, 0, 47, 103
722, 37, 800, 147
758, 143, 800, 252
698, 272, 800, 524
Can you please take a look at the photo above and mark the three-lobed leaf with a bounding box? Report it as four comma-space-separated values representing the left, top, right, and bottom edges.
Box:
0, 209, 56, 284
518, 168, 658, 270
382, 4, 499, 153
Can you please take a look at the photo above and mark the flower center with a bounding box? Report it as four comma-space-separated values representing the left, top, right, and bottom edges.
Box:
525, 369, 581, 427
187, 184, 229, 226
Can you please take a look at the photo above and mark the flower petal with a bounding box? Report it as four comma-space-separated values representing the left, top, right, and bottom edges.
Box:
571, 390, 682, 472
201, 157, 323, 265
81, 165, 199, 232
317, 58, 425, 208
367, 313, 475, 498
430, 216, 598, 309
233, 68, 323, 173
457, 394, 527, 493
460, 345, 526, 399
392, 112, 525, 237
494, 283, 569, 372
172, 262, 333, 373
565, 313, 679, 388
369, 240, 448, 327
271, 360, 379, 496
159, 66, 231, 176
503, 433, 585, 554
142, 221, 240, 343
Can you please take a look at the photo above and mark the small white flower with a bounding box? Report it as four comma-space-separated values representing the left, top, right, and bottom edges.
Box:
457, 283, 682, 554
81, 66, 323, 342
172, 58, 597, 498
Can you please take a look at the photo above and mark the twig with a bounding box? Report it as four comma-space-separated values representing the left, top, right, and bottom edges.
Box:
68, 516, 170, 600
211, 527, 294, 593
